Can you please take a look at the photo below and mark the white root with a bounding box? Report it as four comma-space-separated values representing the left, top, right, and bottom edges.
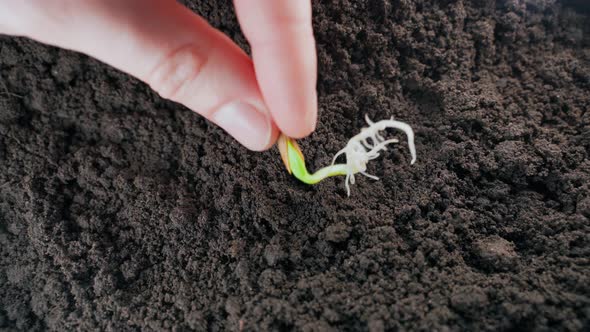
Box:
331, 115, 417, 196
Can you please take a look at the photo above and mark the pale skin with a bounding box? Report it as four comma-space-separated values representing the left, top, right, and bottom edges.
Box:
0, 0, 318, 151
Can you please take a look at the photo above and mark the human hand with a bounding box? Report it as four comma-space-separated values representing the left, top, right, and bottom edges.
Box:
0, 0, 318, 151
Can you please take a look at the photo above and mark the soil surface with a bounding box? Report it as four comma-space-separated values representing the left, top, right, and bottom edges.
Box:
1, 0, 589, 331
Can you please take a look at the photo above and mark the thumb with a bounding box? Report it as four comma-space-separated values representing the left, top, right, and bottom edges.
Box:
3, 0, 278, 151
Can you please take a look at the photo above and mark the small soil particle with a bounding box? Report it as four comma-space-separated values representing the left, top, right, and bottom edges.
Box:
472, 235, 519, 272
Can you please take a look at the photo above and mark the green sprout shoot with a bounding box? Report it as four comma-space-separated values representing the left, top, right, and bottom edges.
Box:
278, 115, 417, 196
278, 134, 349, 184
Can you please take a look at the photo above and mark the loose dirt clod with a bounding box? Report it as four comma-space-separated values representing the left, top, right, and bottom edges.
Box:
472, 235, 519, 272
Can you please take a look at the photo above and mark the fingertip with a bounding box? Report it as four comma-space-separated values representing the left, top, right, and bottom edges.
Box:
247, 112, 281, 152
253, 49, 318, 139
234, 0, 318, 141
259, 124, 280, 151
274, 94, 318, 139
212, 101, 279, 151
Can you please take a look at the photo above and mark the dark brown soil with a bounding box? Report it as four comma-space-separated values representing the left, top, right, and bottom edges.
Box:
1, 0, 589, 331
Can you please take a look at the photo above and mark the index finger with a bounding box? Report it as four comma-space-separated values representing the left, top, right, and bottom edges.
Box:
234, 0, 317, 139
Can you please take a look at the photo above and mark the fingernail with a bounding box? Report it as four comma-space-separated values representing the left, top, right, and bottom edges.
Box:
213, 101, 272, 151
297, 89, 318, 137
306, 89, 318, 132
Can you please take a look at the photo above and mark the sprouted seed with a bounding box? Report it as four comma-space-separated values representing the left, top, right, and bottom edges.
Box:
278, 115, 417, 196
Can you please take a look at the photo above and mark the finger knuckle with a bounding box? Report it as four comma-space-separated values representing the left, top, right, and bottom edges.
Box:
148, 45, 206, 101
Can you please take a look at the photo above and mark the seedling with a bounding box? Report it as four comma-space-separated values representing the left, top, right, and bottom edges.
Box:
278, 115, 417, 196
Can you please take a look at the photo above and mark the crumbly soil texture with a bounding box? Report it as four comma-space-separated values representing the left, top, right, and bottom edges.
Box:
1, 0, 589, 331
